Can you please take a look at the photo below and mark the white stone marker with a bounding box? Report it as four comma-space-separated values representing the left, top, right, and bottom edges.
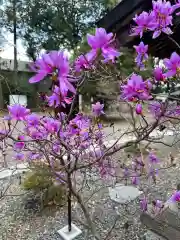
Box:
57, 224, 82, 240
9, 95, 27, 106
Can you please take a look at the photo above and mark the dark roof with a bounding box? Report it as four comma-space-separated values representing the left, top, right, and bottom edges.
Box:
97, 0, 180, 58
97, 0, 152, 33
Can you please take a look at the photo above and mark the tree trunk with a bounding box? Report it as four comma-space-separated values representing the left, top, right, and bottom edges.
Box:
13, 0, 18, 89
71, 187, 100, 239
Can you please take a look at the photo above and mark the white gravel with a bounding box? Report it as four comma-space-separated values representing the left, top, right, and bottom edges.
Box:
0, 149, 180, 240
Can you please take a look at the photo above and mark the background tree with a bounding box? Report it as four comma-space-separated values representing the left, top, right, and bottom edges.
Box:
3, 0, 119, 60
0, 0, 6, 109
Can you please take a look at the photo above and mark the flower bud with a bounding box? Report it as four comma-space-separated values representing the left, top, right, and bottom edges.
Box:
135, 104, 142, 115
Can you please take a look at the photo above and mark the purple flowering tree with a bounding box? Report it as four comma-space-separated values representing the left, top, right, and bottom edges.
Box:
1, 1, 180, 239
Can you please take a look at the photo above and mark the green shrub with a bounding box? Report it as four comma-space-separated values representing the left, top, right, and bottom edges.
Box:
23, 163, 67, 207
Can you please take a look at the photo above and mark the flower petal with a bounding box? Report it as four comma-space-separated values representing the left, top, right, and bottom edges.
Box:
29, 72, 47, 83
153, 30, 161, 39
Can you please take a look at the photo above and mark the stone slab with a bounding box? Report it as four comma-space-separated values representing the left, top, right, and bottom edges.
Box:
108, 183, 142, 204
0, 163, 28, 180
145, 230, 166, 240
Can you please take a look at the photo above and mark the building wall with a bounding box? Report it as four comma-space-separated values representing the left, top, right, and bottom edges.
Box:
0, 58, 53, 109
0, 69, 50, 109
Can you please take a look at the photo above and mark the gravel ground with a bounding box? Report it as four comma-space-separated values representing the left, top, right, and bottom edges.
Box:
1, 117, 180, 240
0, 148, 180, 240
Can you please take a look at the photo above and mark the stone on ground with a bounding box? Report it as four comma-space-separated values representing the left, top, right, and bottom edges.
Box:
108, 183, 142, 204
144, 230, 166, 240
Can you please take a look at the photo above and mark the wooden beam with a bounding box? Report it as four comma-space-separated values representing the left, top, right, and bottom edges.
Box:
140, 210, 180, 240
97, 0, 152, 31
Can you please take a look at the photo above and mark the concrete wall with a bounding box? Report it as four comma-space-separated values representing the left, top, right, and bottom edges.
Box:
0, 69, 50, 109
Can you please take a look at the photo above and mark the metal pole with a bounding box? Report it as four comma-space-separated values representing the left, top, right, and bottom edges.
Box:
67, 155, 72, 232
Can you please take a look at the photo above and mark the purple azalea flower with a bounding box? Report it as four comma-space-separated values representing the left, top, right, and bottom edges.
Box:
149, 153, 160, 163
136, 103, 143, 115
149, 101, 179, 118
169, 191, 180, 202
98, 123, 103, 129
68, 114, 91, 137
79, 141, 91, 150
29, 51, 76, 94
131, 1, 173, 39
27, 124, 48, 140
146, 79, 153, 90
14, 141, 25, 151
92, 102, 105, 117
43, 118, 61, 134
131, 11, 157, 38
3, 115, 12, 121
123, 167, 129, 177
57, 112, 66, 121
30, 129, 46, 140
18, 135, 25, 141
172, 0, 180, 15
140, 197, 148, 212
171, 106, 180, 117
8, 104, 30, 121
28, 152, 42, 161
95, 130, 104, 139
152, 0, 173, 38
29, 55, 52, 83
0, 129, 7, 136
87, 28, 120, 62
134, 42, 148, 69
47, 86, 72, 108
26, 113, 40, 127
87, 28, 113, 49
75, 52, 94, 72
89, 148, 103, 158
153, 67, 165, 81
132, 176, 139, 185
121, 74, 152, 101
14, 152, 25, 161
102, 46, 120, 63
164, 52, 180, 78
149, 101, 163, 118
70, 113, 90, 129
53, 144, 60, 153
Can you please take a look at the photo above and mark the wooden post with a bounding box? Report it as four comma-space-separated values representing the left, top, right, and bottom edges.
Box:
0, 78, 4, 109
79, 94, 82, 112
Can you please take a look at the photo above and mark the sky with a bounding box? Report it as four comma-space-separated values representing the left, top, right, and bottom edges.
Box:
0, 2, 28, 61
0, 30, 72, 62
0, 32, 29, 61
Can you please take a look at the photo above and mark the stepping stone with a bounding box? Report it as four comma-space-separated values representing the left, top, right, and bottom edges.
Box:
0, 163, 28, 180
108, 183, 142, 204
144, 230, 165, 240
